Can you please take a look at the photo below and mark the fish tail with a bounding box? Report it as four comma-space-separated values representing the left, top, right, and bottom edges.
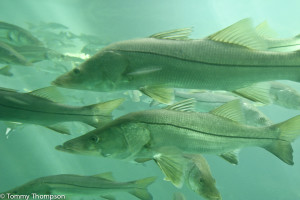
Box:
129, 176, 156, 200
81, 98, 125, 127
265, 115, 300, 165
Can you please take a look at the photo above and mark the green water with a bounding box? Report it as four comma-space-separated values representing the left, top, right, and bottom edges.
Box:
0, 0, 300, 199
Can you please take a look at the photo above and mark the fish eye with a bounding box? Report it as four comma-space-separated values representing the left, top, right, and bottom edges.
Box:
73, 68, 80, 74
90, 135, 100, 143
199, 178, 205, 183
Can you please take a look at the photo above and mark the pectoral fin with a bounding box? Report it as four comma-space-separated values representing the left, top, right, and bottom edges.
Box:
45, 123, 71, 135
140, 85, 174, 104
219, 150, 240, 165
91, 172, 115, 181
101, 195, 116, 200
153, 147, 186, 188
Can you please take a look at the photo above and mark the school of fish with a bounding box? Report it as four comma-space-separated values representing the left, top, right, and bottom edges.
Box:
1, 18, 300, 200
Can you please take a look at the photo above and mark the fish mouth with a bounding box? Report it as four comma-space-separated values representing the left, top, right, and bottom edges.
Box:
55, 145, 77, 153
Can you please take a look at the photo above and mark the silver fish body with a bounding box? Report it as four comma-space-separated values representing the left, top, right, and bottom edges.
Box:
1, 173, 155, 200
0, 87, 124, 129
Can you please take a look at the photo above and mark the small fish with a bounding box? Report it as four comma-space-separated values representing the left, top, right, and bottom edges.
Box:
0, 86, 124, 134
56, 99, 300, 187
53, 18, 300, 104
184, 154, 221, 200
0, 65, 13, 76
0, 21, 43, 47
1, 172, 156, 200
175, 89, 272, 127
235, 81, 300, 110
0, 41, 30, 65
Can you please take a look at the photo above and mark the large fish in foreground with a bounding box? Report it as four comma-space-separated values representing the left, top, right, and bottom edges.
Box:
53, 18, 300, 104
0, 86, 124, 134
1, 172, 155, 200
56, 99, 300, 186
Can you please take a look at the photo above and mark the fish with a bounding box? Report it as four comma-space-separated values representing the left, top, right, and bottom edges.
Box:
175, 89, 272, 127
183, 154, 221, 200
0, 86, 124, 134
56, 98, 300, 168
0, 65, 13, 76
53, 18, 300, 104
1, 172, 156, 200
0, 41, 30, 65
0, 21, 43, 47
234, 81, 300, 110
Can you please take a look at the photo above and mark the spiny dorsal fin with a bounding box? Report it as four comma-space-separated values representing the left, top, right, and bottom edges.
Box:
210, 99, 246, 124
149, 28, 192, 40
255, 21, 278, 39
91, 172, 115, 181
207, 18, 267, 50
28, 86, 64, 103
165, 98, 196, 112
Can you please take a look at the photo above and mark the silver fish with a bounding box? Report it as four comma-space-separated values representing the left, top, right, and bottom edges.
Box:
53, 18, 300, 104
1, 172, 155, 200
0, 86, 124, 134
56, 99, 300, 187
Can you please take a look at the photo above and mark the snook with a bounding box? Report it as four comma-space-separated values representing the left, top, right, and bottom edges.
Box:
53, 19, 300, 104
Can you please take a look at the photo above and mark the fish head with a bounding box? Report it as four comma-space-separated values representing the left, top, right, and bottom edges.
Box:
4, 179, 49, 195
52, 50, 128, 91
187, 165, 222, 200
56, 119, 147, 159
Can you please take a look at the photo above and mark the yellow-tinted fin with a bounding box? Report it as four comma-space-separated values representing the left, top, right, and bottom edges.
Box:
140, 85, 174, 104
0, 65, 13, 76
210, 99, 246, 124
28, 86, 65, 103
219, 150, 240, 165
255, 21, 278, 39
207, 18, 267, 50
45, 123, 71, 135
234, 82, 272, 104
173, 192, 186, 200
266, 115, 300, 165
153, 148, 186, 188
91, 172, 115, 181
129, 177, 156, 200
165, 98, 196, 112
101, 195, 116, 200
150, 28, 193, 40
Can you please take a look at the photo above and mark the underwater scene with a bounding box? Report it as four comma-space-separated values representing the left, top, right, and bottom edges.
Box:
1, 0, 300, 200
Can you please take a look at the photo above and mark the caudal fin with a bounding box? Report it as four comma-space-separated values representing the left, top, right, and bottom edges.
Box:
129, 176, 156, 200
265, 115, 300, 165
82, 98, 125, 127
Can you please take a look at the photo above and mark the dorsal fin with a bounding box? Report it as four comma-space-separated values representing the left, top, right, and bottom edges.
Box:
255, 21, 278, 39
165, 98, 196, 112
28, 86, 64, 103
207, 18, 267, 50
210, 99, 246, 124
91, 172, 115, 181
149, 28, 192, 40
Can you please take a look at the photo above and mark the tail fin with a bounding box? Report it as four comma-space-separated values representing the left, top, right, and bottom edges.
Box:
129, 177, 156, 200
265, 115, 300, 165
81, 98, 125, 127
